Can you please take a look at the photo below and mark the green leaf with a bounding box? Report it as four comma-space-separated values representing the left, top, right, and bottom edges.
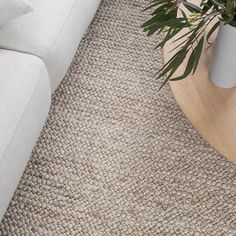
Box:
158, 51, 188, 89
226, 0, 234, 16
142, 7, 166, 28
155, 27, 183, 49
180, 8, 189, 23
170, 46, 196, 81
171, 28, 195, 44
142, 0, 171, 12
224, 15, 234, 24
142, 2, 159, 12
192, 36, 204, 73
172, 20, 205, 45
151, 1, 175, 15
145, 18, 187, 36
169, 38, 189, 53
206, 20, 220, 42
141, 0, 222, 90
209, 0, 224, 8
180, 0, 202, 13
157, 49, 188, 80
202, 1, 214, 14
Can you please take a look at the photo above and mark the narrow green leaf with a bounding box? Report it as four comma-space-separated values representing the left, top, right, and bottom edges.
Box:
206, 20, 220, 42
209, 0, 224, 8
170, 47, 196, 81
142, 0, 168, 12
155, 27, 182, 49
226, 0, 234, 16
180, 0, 202, 13
180, 8, 189, 23
192, 36, 204, 73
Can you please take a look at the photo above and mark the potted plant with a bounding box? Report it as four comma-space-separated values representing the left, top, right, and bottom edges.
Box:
142, 0, 236, 89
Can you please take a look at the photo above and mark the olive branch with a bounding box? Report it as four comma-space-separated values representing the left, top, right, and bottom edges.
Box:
142, 0, 236, 89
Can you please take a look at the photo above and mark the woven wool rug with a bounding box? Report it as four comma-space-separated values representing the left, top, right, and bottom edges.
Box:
1, 0, 236, 235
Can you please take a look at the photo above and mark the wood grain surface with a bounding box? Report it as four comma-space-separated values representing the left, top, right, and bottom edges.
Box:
163, 8, 236, 163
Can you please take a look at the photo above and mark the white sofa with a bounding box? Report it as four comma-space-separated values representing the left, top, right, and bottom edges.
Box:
0, 0, 101, 219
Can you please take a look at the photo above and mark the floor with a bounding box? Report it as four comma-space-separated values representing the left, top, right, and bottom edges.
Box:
0, 0, 236, 235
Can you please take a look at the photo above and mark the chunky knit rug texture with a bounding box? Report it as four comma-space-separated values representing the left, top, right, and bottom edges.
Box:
1, 0, 236, 235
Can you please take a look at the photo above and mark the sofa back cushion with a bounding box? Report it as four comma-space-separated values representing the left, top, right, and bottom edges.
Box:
0, 0, 32, 26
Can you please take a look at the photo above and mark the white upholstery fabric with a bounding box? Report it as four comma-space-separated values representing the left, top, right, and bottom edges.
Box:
0, 0, 32, 26
0, 0, 101, 92
0, 50, 51, 218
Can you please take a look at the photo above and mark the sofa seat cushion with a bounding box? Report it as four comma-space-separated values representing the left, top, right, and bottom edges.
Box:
0, 0, 101, 92
0, 50, 51, 218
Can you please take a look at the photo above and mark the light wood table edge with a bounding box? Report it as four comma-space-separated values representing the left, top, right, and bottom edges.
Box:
163, 43, 236, 164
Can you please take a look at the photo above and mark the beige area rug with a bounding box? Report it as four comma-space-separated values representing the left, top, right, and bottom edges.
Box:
1, 0, 236, 235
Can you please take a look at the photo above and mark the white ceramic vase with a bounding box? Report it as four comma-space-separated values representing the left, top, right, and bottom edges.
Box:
210, 23, 236, 88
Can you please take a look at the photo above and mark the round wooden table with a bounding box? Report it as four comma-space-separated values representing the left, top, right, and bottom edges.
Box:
163, 32, 236, 164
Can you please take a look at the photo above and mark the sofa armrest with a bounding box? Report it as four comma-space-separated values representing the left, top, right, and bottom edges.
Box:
0, 50, 51, 219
